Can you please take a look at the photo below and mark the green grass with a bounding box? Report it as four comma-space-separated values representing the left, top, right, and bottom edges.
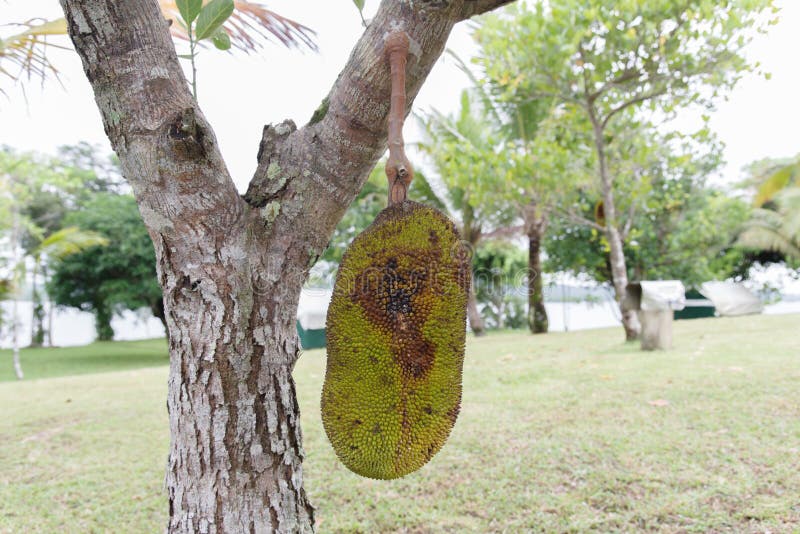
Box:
0, 338, 168, 382
1, 315, 799, 533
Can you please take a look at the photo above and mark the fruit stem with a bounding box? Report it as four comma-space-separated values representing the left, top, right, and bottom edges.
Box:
385, 31, 413, 206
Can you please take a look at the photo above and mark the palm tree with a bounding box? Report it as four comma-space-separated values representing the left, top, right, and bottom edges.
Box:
447, 52, 569, 334
1, 1, 316, 93
6, 205, 25, 379
3, 222, 107, 378
28, 226, 109, 347
418, 90, 518, 336
739, 188, 800, 261
752, 158, 800, 208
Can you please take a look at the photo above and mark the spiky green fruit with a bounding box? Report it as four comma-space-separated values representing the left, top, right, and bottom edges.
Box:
322, 200, 470, 480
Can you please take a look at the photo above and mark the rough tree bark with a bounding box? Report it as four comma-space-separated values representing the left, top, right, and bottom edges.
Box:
59, 0, 513, 531
590, 118, 641, 341
522, 201, 548, 334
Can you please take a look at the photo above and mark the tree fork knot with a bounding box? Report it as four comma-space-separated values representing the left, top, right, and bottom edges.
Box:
167, 108, 207, 160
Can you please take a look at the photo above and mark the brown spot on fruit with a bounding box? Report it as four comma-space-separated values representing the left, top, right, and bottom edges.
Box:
322, 201, 469, 480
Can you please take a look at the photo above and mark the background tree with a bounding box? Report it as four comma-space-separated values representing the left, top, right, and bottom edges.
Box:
746, 154, 800, 208
49, 194, 164, 341
546, 123, 751, 288
719, 155, 800, 275
451, 54, 561, 334
1, 145, 122, 346
2, 200, 25, 379
28, 227, 108, 345
1, 152, 46, 372
418, 89, 518, 335
56, 1, 512, 530
475, 0, 775, 339
503, 105, 593, 333
739, 188, 800, 261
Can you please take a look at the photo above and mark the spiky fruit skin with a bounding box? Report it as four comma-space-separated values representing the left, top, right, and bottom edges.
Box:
322, 201, 470, 480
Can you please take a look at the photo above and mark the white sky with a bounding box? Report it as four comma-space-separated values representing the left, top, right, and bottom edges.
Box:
1, 0, 799, 192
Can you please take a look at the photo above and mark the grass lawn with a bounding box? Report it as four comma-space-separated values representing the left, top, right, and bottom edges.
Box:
0, 338, 168, 382
1, 314, 799, 533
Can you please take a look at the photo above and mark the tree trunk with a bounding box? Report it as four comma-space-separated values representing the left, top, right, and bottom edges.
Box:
150, 297, 169, 340
466, 275, 486, 336
523, 202, 548, 334
462, 202, 486, 336
605, 223, 639, 340
527, 225, 548, 334
47, 301, 54, 346
159, 241, 313, 531
94, 303, 114, 342
492, 284, 506, 330
44, 264, 55, 347
590, 116, 640, 340
11, 208, 23, 379
30, 260, 45, 347
11, 295, 23, 380
60, 0, 512, 530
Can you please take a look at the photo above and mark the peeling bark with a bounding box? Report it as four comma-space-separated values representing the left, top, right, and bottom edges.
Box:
59, 0, 512, 531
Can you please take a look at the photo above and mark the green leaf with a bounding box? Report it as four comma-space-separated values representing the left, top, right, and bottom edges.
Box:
195, 0, 234, 41
176, 0, 203, 25
177, 54, 194, 60
754, 163, 799, 207
352, 0, 367, 25
211, 28, 231, 51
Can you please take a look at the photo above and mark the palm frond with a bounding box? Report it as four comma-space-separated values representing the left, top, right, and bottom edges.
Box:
753, 160, 800, 207
0, 18, 70, 86
738, 225, 800, 259
161, 1, 317, 53
410, 170, 449, 214
738, 188, 800, 259
445, 49, 503, 126
35, 226, 108, 261
1, 2, 316, 87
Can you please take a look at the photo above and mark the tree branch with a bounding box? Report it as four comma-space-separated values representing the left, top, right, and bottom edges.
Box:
244, 0, 510, 275
559, 208, 605, 232
460, 0, 517, 19
483, 225, 523, 239
59, 0, 244, 239
620, 199, 638, 240
600, 87, 668, 129
588, 68, 642, 102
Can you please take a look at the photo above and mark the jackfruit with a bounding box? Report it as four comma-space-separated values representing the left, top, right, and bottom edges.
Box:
322, 200, 470, 480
